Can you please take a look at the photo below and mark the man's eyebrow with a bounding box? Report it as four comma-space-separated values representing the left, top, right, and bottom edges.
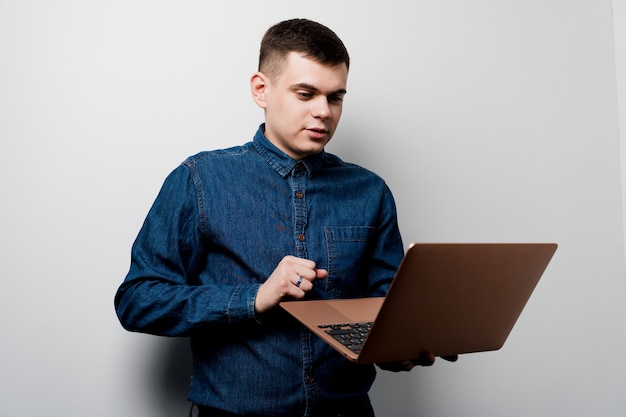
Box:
290, 83, 347, 95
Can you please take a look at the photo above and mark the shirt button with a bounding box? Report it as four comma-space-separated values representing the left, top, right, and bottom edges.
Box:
295, 191, 304, 199
305, 374, 315, 384
298, 233, 305, 241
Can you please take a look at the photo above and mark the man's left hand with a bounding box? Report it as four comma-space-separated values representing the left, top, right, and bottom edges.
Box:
377, 352, 459, 372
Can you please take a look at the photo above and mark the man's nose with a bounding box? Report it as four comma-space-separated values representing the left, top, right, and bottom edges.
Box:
312, 97, 331, 119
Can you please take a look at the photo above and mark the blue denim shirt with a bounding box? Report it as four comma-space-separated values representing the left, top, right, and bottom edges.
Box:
115, 125, 404, 416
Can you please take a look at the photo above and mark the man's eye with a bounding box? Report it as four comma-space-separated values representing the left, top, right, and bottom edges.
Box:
297, 92, 313, 99
328, 95, 344, 104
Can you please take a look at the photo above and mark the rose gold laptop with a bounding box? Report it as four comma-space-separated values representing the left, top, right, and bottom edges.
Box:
280, 243, 557, 364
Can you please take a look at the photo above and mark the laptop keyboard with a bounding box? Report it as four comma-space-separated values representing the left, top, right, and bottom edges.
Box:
318, 322, 373, 353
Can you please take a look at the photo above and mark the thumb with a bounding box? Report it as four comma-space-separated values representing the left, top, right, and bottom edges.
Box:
315, 269, 328, 279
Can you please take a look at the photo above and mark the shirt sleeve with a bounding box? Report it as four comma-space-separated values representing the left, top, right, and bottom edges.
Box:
367, 183, 405, 297
114, 164, 260, 337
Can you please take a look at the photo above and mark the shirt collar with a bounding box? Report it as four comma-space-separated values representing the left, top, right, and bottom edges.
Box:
253, 124, 325, 178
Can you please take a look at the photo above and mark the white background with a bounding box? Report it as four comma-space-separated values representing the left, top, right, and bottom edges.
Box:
1, 1, 625, 416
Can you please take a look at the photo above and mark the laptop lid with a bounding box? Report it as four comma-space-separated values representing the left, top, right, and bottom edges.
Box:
280, 243, 557, 364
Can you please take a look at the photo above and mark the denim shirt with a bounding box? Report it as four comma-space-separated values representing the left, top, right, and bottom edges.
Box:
115, 125, 404, 416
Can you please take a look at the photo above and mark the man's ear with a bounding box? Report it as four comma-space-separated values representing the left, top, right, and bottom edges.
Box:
250, 72, 269, 109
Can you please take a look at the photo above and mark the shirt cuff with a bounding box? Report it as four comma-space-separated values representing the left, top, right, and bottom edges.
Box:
226, 283, 262, 324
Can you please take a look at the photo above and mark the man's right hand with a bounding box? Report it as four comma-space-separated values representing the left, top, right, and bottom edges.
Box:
254, 255, 328, 314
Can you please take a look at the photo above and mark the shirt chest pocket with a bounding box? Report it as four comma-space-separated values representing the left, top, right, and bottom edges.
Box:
324, 226, 374, 297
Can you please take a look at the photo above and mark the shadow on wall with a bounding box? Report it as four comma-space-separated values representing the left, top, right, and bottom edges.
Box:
146, 337, 193, 415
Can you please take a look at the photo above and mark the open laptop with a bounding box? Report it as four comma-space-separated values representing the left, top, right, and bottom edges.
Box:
280, 243, 557, 364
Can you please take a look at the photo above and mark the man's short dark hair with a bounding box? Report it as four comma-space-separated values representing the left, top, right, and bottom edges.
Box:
259, 18, 350, 78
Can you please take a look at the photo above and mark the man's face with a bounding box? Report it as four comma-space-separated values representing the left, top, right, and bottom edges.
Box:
251, 52, 348, 160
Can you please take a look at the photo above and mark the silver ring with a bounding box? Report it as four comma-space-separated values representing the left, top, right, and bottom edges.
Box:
295, 276, 303, 287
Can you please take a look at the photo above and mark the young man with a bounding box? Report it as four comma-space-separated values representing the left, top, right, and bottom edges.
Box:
115, 18, 445, 417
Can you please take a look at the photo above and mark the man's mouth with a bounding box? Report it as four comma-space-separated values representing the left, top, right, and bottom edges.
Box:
306, 127, 329, 139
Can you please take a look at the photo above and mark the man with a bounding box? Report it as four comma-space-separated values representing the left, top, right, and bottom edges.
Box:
115, 18, 449, 417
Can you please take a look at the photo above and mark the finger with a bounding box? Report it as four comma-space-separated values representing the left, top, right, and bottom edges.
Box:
292, 274, 314, 292
293, 266, 323, 286
412, 352, 435, 367
294, 276, 304, 288
376, 360, 414, 372
294, 269, 317, 283
315, 268, 328, 279
288, 286, 307, 299
285, 256, 317, 270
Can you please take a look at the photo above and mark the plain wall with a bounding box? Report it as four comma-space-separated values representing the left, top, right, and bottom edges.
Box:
617, 0, 626, 272
1, 1, 624, 416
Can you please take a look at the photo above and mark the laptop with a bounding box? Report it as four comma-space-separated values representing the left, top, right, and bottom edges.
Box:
280, 243, 557, 364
